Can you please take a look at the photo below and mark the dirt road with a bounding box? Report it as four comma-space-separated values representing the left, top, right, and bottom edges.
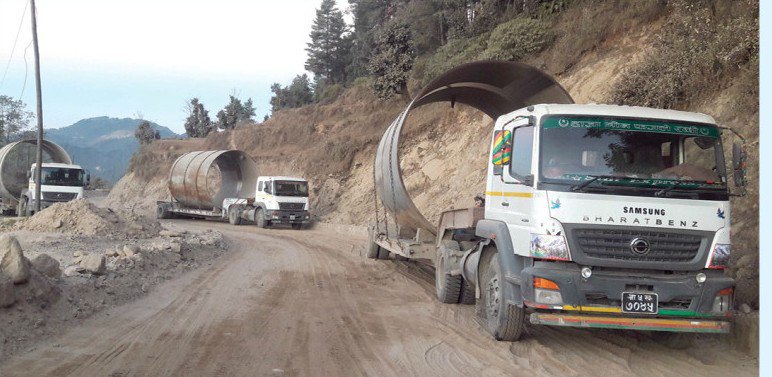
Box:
0, 221, 757, 376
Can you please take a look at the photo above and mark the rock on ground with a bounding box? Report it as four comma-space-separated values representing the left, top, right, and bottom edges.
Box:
0, 235, 30, 284
79, 254, 106, 275
31, 254, 61, 279
0, 272, 14, 307
123, 245, 141, 258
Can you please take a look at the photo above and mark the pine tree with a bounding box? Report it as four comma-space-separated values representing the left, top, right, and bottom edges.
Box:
270, 74, 315, 113
216, 96, 255, 130
184, 98, 214, 137
305, 0, 350, 84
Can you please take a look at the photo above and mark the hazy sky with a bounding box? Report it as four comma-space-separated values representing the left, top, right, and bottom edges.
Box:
0, 0, 350, 133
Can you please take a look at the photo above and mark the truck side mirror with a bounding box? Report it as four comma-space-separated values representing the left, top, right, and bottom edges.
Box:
86, 173, 91, 188
492, 130, 512, 175
732, 142, 747, 187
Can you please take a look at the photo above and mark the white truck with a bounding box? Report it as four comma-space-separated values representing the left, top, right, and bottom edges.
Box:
0, 139, 89, 216
369, 62, 747, 344
156, 150, 310, 229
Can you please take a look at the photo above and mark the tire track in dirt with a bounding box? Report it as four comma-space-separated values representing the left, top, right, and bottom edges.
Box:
0, 221, 758, 376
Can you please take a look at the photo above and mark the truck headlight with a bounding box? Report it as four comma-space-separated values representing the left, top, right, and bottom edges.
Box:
712, 287, 733, 314
708, 244, 730, 269
530, 234, 571, 261
534, 277, 563, 305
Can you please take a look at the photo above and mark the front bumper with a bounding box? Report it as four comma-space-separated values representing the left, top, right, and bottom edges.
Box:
530, 313, 730, 333
520, 261, 734, 320
266, 210, 310, 224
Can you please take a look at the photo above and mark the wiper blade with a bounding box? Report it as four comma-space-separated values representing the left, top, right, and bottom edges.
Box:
570, 175, 609, 192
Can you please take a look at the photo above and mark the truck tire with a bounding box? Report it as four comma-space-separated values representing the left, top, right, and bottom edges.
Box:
17, 197, 28, 218
477, 248, 525, 341
228, 206, 242, 225
366, 228, 381, 259
255, 208, 267, 228
156, 204, 170, 219
459, 279, 476, 305
435, 241, 462, 304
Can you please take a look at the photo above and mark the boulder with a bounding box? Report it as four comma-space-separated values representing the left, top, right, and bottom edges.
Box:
53, 219, 63, 229
63, 265, 85, 277
170, 242, 182, 254
73, 250, 86, 257
31, 254, 61, 278
105, 248, 120, 257
79, 254, 106, 275
159, 230, 182, 238
0, 272, 15, 307
123, 245, 141, 258
0, 234, 30, 284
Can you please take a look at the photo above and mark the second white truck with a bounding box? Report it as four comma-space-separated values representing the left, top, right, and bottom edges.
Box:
156, 150, 310, 229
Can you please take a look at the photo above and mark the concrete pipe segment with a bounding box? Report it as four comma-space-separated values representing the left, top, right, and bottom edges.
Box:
0, 139, 72, 203
168, 150, 258, 210
374, 61, 574, 236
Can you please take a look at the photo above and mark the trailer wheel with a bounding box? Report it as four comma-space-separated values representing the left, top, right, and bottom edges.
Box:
255, 208, 267, 228
459, 279, 476, 305
228, 206, 242, 225
366, 228, 382, 259
156, 204, 171, 219
17, 197, 28, 218
477, 247, 525, 341
435, 241, 462, 304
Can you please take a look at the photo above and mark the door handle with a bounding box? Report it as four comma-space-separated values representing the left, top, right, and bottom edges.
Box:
502, 202, 509, 207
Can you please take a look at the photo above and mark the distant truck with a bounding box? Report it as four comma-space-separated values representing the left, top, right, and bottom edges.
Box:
370, 61, 747, 345
0, 139, 89, 216
156, 150, 310, 229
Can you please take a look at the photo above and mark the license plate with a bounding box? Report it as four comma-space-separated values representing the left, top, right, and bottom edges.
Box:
290, 215, 296, 220
621, 292, 658, 314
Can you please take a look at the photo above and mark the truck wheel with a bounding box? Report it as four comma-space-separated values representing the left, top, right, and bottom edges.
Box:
17, 198, 27, 218
435, 241, 462, 304
255, 208, 267, 228
228, 206, 242, 225
156, 204, 171, 219
477, 248, 525, 341
459, 279, 476, 305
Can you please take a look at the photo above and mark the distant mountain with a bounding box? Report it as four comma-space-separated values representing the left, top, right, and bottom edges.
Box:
46, 117, 178, 183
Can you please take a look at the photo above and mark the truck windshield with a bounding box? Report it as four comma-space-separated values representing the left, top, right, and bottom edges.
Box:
274, 181, 308, 197
539, 116, 727, 194
40, 167, 85, 187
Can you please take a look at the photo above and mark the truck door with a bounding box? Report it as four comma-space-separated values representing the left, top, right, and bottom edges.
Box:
487, 118, 535, 253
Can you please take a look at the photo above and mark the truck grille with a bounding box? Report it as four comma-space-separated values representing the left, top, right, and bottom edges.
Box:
42, 192, 78, 202
573, 228, 702, 262
278, 202, 304, 210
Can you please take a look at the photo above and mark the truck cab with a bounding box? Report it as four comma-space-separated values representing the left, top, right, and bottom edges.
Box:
452, 104, 743, 340
252, 176, 310, 229
19, 162, 89, 216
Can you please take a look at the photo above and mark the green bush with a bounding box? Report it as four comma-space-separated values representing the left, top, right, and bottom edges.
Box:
419, 34, 489, 86
611, 0, 758, 108
482, 18, 554, 61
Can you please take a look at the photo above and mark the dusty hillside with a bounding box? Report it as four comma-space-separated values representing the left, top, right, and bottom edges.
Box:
107, 1, 758, 315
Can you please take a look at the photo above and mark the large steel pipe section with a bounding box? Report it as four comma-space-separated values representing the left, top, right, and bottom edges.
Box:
375, 61, 575, 236
169, 150, 257, 210
0, 139, 72, 203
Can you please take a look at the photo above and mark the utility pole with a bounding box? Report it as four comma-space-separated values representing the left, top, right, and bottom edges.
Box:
30, 0, 43, 213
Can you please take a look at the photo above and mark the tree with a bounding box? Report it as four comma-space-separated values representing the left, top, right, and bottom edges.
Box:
369, 20, 416, 99
0, 95, 34, 144
134, 120, 159, 145
306, 0, 350, 84
270, 74, 315, 113
216, 95, 255, 130
184, 98, 214, 137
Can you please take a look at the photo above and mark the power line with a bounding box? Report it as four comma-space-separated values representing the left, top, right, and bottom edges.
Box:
0, 1, 29, 91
